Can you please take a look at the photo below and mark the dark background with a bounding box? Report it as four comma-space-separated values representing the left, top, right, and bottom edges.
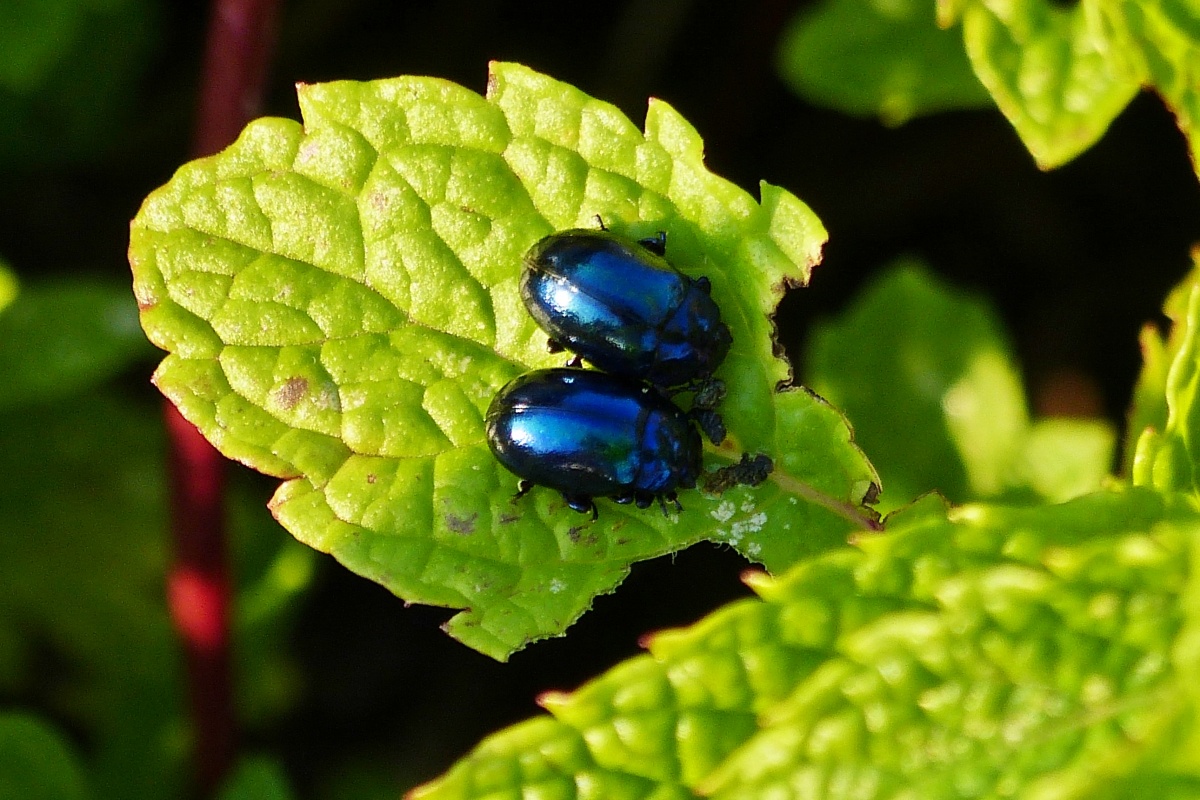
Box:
3, 0, 1198, 794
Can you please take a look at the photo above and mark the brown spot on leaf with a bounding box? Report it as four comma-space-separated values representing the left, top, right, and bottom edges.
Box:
445, 512, 478, 535
366, 473, 377, 485
275, 377, 308, 410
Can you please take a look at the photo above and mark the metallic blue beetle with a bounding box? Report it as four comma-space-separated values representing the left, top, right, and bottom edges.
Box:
521, 228, 732, 389
486, 368, 702, 519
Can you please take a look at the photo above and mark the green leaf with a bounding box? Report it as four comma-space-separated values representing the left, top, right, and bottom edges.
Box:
1125, 259, 1198, 475
1005, 418, 1116, 503
410, 486, 1200, 800
0, 259, 17, 313
777, 0, 992, 124
0, 388, 313, 800
0, 0, 158, 167
955, 0, 1142, 168
806, 262, 1115, 510
129, 63, 880, 659
1119, 0, 1200, 174
779, 0, 1200, 174
0, 278, 152, 410
806, 262, 1027, 509
217, 757, 295, 800
1133, 261, 1200, 494
0, 713, 89, 800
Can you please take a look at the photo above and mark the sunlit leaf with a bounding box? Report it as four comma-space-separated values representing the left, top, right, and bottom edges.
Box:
412, 487, 1200, 799
129, 63, 880, 659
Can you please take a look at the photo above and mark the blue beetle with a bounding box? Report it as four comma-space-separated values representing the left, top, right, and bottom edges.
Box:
486, 368, 702, 519
521, 227, 732, 390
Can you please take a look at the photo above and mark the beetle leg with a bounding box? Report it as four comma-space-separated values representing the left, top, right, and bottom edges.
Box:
613, 492, 635, 505
565, 353, 584, 368
546, 338, 566, 354
690, 408, 727, 445
638, 231, 667, 256
594, 214, 607, 231
657, 492, 683, 516
691, 377, 727, 410
563, 493, 599, 521
512, 479, 534, 503
694, 275, 712, 294
633, 492, 654, 509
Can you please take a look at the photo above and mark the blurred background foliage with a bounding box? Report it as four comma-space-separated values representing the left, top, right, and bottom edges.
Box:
1, 0, 1198, 797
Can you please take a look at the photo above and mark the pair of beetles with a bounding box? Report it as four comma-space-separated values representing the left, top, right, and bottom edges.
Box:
485, 224, 734, 520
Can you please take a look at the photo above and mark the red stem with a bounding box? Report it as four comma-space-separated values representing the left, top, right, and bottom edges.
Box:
167, 0, 281, 795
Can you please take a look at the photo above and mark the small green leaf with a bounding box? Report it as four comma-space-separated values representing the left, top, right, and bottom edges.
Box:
1133, 262, 1200, 495
959, 0, 1141, 168
217, 757, 295, 800
0, 713, 89, 800
1119, 0, 1200, 175
411, 486, 1200, 800
781, 0, 1200, 175
0, 278, 151, 410
0, 260, 17, 313
807, 261, 1115, 510
806, 262, 1028, 510
0, 388, 313, 800
130, 63, 879, 659
0, 0, 158, 167
1005, 417, 1116, 503
1126, 259, 1198, 475
777, 0, 992, 124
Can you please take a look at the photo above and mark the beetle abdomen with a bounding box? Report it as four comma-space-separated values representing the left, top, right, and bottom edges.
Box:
521, 228, 730, 387
486, 368, 702, 514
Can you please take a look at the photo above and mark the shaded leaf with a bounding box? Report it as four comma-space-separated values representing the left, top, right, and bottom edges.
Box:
411, 487, 1200, 800
0, 278, 152, 410
0, 0, 159, 167
778, 0, 992, 124
805, 262, 1027, 510
780, 0, 1200, 175
0, 388, 314, 800
129, 63, 880, 659
218, 757, 295, 800
806, 261, 1114, 511
0, 713, 89, 800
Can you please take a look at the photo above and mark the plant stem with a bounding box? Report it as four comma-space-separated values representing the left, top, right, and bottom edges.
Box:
193, 0, 282, 160
167, 0, 281, 795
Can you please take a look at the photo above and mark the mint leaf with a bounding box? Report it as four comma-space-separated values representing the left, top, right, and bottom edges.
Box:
806, 262, 1115, 510
0, 389, 313, 800
0, 0, 158, 167
1007, 418, 1116, 503
412, 487, 1198, 799
0, 260, 16, 313
217, 758, 294, 800
778, 0, 992, 124
0, 713, 88, 800
1120, 0, 1200, 174
1133, 261, 1200, 494
129, 63, 879, 659
955, 0, 1141, 168
1127, 260, 1198, 476
779, 0, 1200, 174
0, 278, 151, 410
